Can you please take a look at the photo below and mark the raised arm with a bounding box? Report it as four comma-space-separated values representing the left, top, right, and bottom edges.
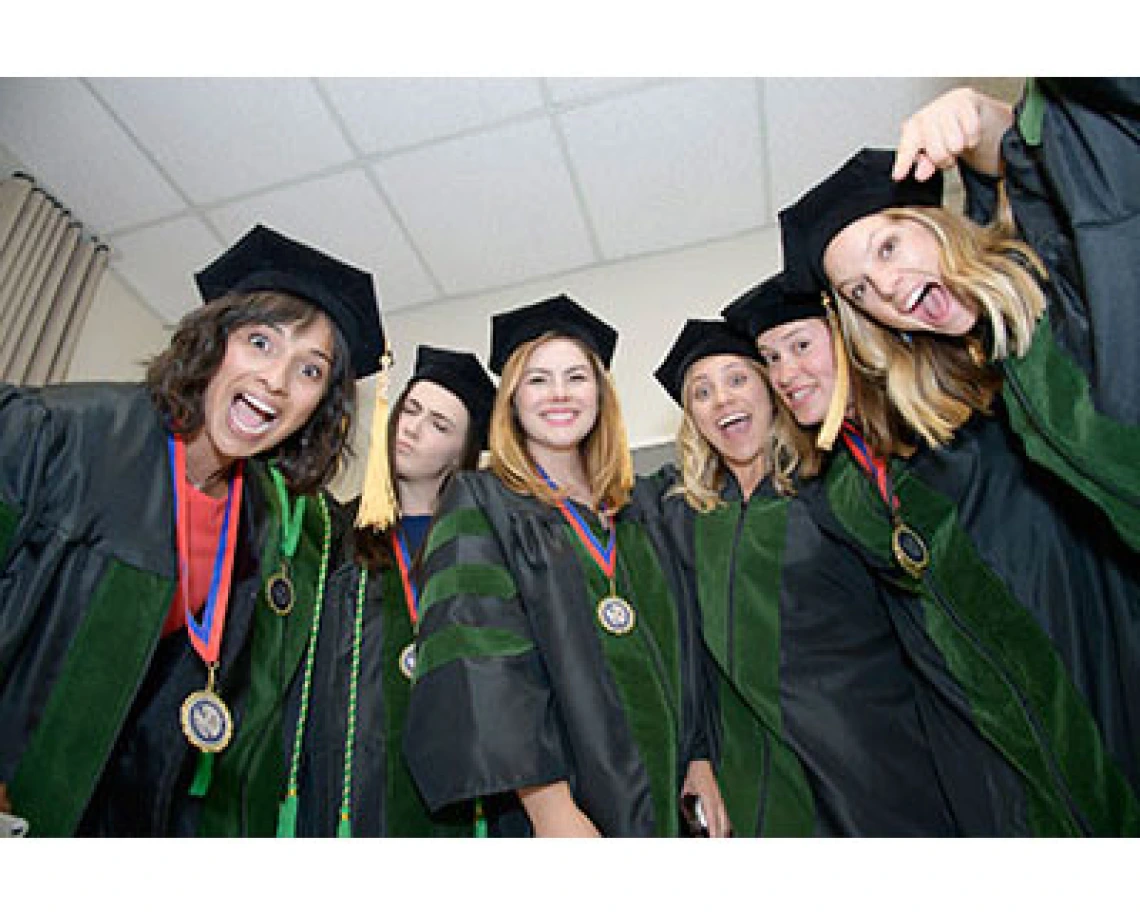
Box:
893, 86, 1015, 183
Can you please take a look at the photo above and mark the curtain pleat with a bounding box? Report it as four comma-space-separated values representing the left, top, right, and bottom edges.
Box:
0, 174, 108, 384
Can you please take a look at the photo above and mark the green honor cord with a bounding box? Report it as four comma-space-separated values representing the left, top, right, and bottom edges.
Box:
269, 464, 307, 561
275, 491, 331, 838
279, 536, 485, 838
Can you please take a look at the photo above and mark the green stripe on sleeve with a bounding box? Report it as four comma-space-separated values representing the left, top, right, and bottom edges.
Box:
419, 563, 518, 614
414, 624, 534, 680
421, 507, 494, 564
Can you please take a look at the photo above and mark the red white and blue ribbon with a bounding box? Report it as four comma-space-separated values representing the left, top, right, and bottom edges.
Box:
536, 464, 616, 582
167, 434, 244, 664
390, 528, 420, 625
839, 419, 898, 511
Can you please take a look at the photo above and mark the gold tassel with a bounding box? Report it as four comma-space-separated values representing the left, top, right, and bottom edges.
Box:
355, 352, 399, 531
815, 293, 850, 452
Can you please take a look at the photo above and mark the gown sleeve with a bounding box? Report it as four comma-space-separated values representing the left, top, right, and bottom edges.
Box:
402, 471, 569, 813
0, 384, 59, 657
986, 78, 1140, 550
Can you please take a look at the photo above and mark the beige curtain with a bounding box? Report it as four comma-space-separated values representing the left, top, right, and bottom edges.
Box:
0, 173, 109, 385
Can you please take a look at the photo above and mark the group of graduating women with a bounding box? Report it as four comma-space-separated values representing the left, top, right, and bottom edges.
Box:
1, 77, 1136, 837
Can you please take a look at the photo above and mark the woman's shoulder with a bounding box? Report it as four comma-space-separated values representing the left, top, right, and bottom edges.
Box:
440, 468, 549, 520
3, 380, 154, 429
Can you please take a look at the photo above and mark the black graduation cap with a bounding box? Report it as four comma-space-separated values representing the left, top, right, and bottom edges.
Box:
194, 224, 385, 380
779, 148, 944, 294
410, 345, 497, 445
721, 273, 826, 342
654, 319, 760, 405
488, 294, 618, 375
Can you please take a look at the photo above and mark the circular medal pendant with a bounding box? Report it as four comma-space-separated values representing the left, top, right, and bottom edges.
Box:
892, 522, 929, 579
597, 595, 637, 636
180, 689, 234, 753
398, 642, 417, 680
266, 564, 295, 616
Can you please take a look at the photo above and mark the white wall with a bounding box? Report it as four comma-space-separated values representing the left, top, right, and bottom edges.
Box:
331, 223, 783, 500
66, 268, 171, 382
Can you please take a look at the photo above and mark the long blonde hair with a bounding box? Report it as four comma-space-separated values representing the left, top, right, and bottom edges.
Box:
836, 300, 1001, 449
878, 201, 1047, 362
488, 333, 634, 512
825, 197, 1045, 452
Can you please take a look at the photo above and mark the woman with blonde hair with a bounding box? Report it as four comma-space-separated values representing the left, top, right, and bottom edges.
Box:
781, 80, 1140, 552
654, 313, 982, 835
777, 81, 1140, 812
404, 294, 726, 837
735, 273, 1140, 834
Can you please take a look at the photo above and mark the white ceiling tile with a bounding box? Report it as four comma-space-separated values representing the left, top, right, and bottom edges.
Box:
109, 216, 223, 323
320, 77, 544, 152
561, 78, 767, 259
205, 167, 437, 313
545, 78, 666, 104
88, 78, 355, 205
765, 77, 962, 214
0, 78, 185, 232
374, 119, 594, 295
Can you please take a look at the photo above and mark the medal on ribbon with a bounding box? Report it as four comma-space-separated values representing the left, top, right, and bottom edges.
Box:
537, 466, 636, 636
841, 421, 929, 580
392, 528, 420, 679
180, 663, 234, 753
168, 435, 245, 755
265, 465, 306, 616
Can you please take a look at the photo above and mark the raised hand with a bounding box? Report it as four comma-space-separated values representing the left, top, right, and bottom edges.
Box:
893, 86, 1014, 182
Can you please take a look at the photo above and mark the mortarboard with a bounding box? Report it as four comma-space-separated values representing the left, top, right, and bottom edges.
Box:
410, 345, 497, 446
723, 273, 850, 453
195, 224, 385, 380
721, 273, 826, 342
779, 148, 944, 295
654, 319, 760, 406
489, 294, 617, 375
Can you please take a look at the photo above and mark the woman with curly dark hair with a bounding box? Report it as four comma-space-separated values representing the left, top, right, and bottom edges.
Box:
0, 223, 384, 837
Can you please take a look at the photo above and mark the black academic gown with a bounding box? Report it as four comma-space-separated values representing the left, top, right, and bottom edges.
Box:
283, 498, 474, 837
654, 466, 1046, 836
403, 470, 708, 837
975, 77, 1140, 551
801, 416, 1140, 834
0, 382, 327, 836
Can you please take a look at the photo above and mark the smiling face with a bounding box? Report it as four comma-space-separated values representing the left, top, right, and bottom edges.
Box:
685, 354, 773, 475
512, 335, 600, 462
756, 317, 837, 428
823, 211, 978, 337
190, 315, 335, 481
393, 379, 471, 486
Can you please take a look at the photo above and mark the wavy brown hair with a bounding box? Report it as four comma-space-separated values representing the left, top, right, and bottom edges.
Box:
145, 290, 356, 494
488, 333, 634, 513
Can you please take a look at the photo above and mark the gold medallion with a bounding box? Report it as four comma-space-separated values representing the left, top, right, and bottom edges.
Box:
266, 562, 295, 616
596, 594, 636, 636
180, 688, 234, 753
892, 521, 929, 579
398, 642, 418, 680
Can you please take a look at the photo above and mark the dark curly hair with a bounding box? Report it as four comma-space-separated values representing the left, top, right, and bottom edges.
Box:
145, 290, 357, 494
